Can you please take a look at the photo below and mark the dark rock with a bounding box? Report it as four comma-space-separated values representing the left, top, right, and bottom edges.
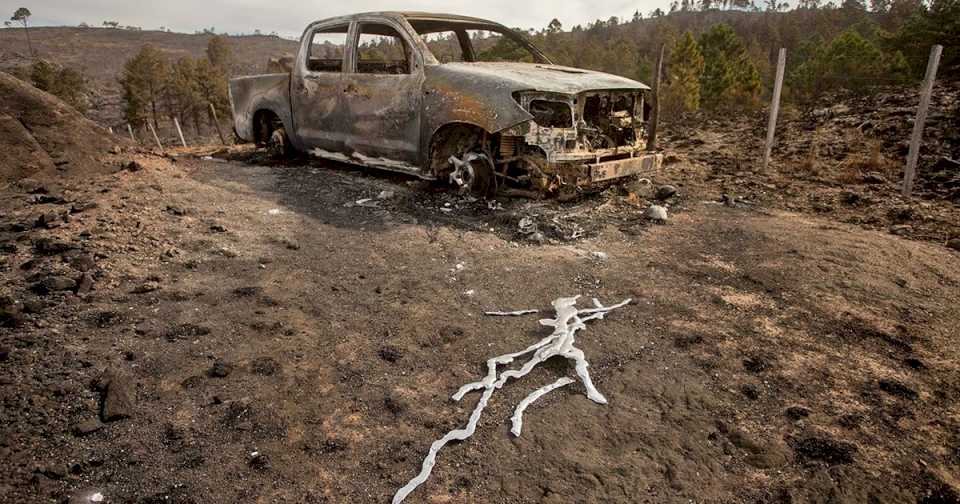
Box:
248, 451, 270, 470
251, 356, 281, 376
233, 286, 262, 297
76, 273, 95, 294
164, 205, 187, 216
0, 297, 24, 328
163, 323, 210, 342
208, 359, 233, 378
655, 184, 678, 201
889, 224, 912, 236
0, 242, 18, 254
34, 212, 63, 229
32, 194, 67, 205
862, 172, 887, 184
32, 275, 78, 295
94, 368, 135, 422
125, 160, 144, 172
0, 346, 9, 361
785, 406, 810, 420
209, 224, 227, 233
790, 435, 857, 465
878, 378, 918, 400
69, 253, 96, 272
947, 239, 960, 251
33, 237, 75, 255
22, 297, 45, 314
131, 281, 160, 294
70, 201, 98, 214
73, 419, 103, 436
741, 384, 761, 400
377, 345, 403, 363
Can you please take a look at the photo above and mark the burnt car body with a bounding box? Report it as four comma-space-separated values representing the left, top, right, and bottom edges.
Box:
229, 12, 662, 195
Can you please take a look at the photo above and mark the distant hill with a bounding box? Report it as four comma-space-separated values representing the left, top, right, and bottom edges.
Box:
0, 26, 299, 128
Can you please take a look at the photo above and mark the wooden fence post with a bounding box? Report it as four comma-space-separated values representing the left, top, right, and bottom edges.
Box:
903, 44, 943, 197
209, 103, 227, 146
127, 124, 137, 143
762, 48, 786, 172
174, 117, 187, 148
646, 44, 665, 152
148, 121, 164, 152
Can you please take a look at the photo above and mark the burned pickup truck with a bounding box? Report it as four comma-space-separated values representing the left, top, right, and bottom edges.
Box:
230, 12, 662, 196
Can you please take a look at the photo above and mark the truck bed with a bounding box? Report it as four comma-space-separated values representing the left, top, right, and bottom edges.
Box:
229, 73, 291, 143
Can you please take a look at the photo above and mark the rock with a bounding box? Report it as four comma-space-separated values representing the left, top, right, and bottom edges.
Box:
251, 356, 281, 376
377, 345, 403, 363
21, 297, 45, 313
73, 419, 103, 436
248, 451, 270, 470
131, 281, 160, 294
644, 205, 669, 222
94, 368, 135, 422
125, 160, 144, 172
33, 237, 74, 255
70, 201, 98, 214
70, 253, 96, 272
377, 190, 396, 200
0, 298, 24, 328
947, 239, 960, 251
0, 346, 10, 361
862, 172, 887, 184
655, 184, 678, 201
77, 273, 95, 294
34, 212, 63, 229
591, 251, 609, 261
32, 275, 78, 295
889, 224, 912, 236
785, 405, 811, 420
164, 205, 187, 216
0, 241, 17, 254
209, 224, 227, 233
208, 359, 233, 378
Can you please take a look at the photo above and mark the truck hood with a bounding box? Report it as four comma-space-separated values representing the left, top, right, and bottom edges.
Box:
437, 62, 649, 94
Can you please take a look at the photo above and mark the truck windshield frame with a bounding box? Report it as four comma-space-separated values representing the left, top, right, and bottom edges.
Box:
407, 19, 552, 65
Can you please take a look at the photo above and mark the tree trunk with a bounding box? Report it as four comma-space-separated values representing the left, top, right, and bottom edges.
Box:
22, 22, 34, 57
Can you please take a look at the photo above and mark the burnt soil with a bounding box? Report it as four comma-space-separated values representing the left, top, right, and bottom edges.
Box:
2, 137, 959, 504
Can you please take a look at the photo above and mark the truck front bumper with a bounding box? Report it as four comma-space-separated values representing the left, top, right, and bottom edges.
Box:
586, 153, 664, 183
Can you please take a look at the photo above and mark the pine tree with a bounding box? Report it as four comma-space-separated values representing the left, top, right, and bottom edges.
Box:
697, 23, 762, 110
164, 57, 203, 134
119, 45, 169, 130
662, 32, 705, 117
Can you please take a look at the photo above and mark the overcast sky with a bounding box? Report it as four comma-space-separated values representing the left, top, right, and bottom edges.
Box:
2, 1, 672, 37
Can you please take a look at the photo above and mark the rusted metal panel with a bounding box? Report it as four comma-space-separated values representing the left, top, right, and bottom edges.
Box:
229, 73, 292, 142
588, 153, 663, 182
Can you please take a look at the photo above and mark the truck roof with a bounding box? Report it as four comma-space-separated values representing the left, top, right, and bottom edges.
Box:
314, 11, 506, 27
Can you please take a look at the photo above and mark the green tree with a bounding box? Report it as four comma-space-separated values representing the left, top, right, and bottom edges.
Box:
888, 0, 959, 78
195, 57, 231, 127
206, 35, 233, 75
11, 7, 34, 56
697, 23, 762, 110
27, 60, 89, 112
164, 57, 204, 135
120, 45, 169, 130
662, 32, 705, 116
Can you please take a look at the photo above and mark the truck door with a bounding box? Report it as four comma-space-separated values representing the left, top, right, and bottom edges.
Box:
339, 21, 423, 164
290, 23, 350, 152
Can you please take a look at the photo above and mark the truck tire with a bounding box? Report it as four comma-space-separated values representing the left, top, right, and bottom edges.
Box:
268, 127, 292, 159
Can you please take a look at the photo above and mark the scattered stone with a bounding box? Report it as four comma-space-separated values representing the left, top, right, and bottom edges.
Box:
862, 172, 887, 184
93, 368, 135, 422
377, 190, 396, 200
644, 205, 668, 222
233, 286, 263, 297
32, 275, 78, 295
125, 160, 144, 172
0, 242, 17, 254
164, 205, 187, 216
32, 194, 67, 205
0, 297, 24, 328
163, 323, 211, 342
655, 184, 678, 201
208, 359, 233, 378
73, 419, 103, 436
131, 281, 160, 294
741, 383, 761, 400
209, 224, 228, 233
591, 251, 609, 261
947, 239, 960, 251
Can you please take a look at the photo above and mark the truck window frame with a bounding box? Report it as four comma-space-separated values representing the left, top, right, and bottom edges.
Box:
302, 22, 351, 75
345, 17, 422, 75
354, 22, 414, 75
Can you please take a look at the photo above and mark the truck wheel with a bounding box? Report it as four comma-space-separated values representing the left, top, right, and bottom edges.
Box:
268, 127, 292, 159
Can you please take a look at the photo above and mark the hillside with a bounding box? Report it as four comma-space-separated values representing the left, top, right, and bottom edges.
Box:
0, 27, 299, 128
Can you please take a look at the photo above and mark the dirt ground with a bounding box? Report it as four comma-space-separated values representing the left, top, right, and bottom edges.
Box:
2, 143, 959, 504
